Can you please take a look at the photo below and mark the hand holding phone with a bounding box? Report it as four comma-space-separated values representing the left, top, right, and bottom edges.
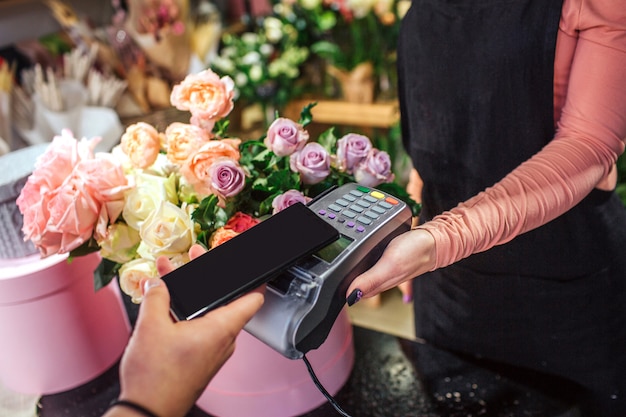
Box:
163, 203, 339, 320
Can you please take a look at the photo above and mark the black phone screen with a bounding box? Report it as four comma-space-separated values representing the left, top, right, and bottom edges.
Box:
163, 202, 339, 320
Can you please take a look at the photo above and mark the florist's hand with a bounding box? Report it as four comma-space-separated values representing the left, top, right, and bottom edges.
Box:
108, 245, 264, 417
346, 229, 437, 305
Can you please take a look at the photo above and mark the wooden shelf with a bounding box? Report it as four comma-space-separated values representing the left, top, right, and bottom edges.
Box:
285, 99, 400, 129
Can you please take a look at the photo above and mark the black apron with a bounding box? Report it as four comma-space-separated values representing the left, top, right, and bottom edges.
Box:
398, 1, 626, 414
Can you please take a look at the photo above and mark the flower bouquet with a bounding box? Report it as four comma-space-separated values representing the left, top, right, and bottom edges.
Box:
17, 68, 419, 303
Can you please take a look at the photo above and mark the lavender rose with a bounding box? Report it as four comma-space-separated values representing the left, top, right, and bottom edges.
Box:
208, 158, 246, 199
354, 149, 395, 187
265, 117, 309, 157
289, 142, 331, 185
335, 133, 372, 174
271, 190, 311, 214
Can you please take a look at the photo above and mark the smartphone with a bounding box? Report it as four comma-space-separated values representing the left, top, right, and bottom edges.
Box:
163, 202, 340, 320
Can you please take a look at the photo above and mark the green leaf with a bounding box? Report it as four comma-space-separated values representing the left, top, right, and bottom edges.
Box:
192, 195, 229, 233
298, 102, 317, 127
94, 258, 121, 292
69, 237, 101, 258
266, 169, 301, 192
317, 127, 338, 153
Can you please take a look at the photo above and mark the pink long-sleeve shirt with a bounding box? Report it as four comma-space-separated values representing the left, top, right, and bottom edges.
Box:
418, 0, 626, 270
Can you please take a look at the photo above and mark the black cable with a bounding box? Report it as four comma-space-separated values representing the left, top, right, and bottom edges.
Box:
302, 354, 353, 417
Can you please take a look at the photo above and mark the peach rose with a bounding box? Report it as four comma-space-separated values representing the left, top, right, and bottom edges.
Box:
209, 227, 239, 248
121, 122, 162, 169
180, 139, 241, 195
165, 122, 213, 165
170, 69, 235, 131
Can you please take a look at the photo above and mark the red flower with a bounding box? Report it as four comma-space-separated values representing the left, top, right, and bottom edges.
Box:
224, 212, 260, 233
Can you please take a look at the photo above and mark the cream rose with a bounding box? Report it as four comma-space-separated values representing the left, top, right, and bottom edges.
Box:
98, 223, 141, 264
122, 172, 178, 230
118, 259, 159, 304
136, 201, 196, 260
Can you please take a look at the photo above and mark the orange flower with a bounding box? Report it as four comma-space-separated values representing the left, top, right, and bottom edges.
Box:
170, 69, 235, 131
121, 122, 162, 169
180, 139, 241, 195
165, 122, 213, 165
209, 227, 239, 248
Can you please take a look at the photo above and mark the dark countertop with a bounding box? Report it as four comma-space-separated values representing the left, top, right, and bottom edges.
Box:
38, 298, 582, 417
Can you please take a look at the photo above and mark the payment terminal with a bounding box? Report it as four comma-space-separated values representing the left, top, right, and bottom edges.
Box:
245, 183, 412, 359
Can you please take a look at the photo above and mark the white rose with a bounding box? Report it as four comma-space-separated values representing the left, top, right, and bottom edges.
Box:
98, 223, 141, 264
119, 258, 159, 303
348, 0, 375, 18
264, 17, 283, 43
249, 64, 264, 82
123, 172, 178, 230
242, 51, 262, 65
300, 0, 322, 10
137, 201, 196, 261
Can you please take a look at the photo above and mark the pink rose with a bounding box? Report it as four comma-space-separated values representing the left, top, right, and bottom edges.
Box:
165, 122, 212, 165
180, 139, 241, 195
335, 133, 372, 174
289, 142, 331, 185
73, 154, 131, 238
17, 132, 104, 257
271, 190, 311, 214
265, 118, 309, 157
208, 158, 246, 200
170, 69, 235, 131
28, 130, 96, 191
21, 176, 102, 256
121, 122, 162, 169
354, 149, 395, 187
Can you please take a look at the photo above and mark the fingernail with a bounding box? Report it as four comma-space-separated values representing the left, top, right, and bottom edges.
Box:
143, 279, 161, 294
403, 294, 413, 304
346, 289, 363, 306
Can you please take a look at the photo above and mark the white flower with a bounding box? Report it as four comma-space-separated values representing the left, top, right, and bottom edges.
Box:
300, 0, 322, 10
242, 51, 262, 65
98, 223, 141, 264
212, 56, 236, 74
118, 258, 159, 303
241, 33, 259, 45
136, 201, 196, 261
122, 172, 178, 230
249, 64, 264, 82
348, 0, 376, 18
259, 43, 274, 57
264, 17, 284, 43
235, 72, 249, 87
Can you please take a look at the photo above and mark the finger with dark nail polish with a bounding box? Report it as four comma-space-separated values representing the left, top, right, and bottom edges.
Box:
346, 288, 363, 306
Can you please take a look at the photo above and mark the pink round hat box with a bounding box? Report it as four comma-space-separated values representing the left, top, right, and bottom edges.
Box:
196, 308, 355, 417
0, 253, 131, 394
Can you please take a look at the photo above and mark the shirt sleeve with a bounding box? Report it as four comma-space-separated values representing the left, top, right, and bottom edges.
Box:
418, 0, 626, 270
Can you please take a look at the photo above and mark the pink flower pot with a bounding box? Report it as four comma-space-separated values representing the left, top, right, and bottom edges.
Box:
0, 253, 131, 395
196, 308, 355, 417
